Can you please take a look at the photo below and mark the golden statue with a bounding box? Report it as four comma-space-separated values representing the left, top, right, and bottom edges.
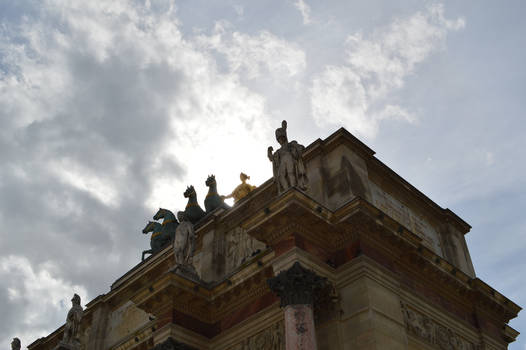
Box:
223, 173, 257, 203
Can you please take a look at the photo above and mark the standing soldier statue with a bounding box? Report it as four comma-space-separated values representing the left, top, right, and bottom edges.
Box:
11, 338, 21, 350
173, 211, 197, 277
268, 120, 308, 194
61, 294, 83, 348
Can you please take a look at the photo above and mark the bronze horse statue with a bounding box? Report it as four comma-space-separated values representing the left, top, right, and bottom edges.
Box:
183, 185, 206, 224
141, 221, 171, 261
153, 208, 178, 241
204, 175, 229, 213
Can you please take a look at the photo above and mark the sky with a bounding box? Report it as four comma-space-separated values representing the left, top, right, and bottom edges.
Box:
0, 0, 524, 348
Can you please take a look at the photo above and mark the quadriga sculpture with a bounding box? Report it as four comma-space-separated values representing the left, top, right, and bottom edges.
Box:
183, 185, 206, 224
204, 175, 229, 213
153, 208, 178, 241
141, 220, 171, 261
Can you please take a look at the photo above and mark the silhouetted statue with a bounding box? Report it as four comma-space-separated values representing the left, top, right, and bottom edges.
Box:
141, 221, 170, 261
204, 175, 229, 212
62, 294, 83, 347
153, 208, 179, 241
268, 120, 308, 194
174, 211, 196, 267
223, 172, 257, 203
11, 338, 21, 350
183, 186, 206, 224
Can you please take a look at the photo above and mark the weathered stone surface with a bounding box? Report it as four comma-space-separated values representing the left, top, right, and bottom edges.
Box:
150, 337, 196, 350
174, 211, 196, 268
268, 262, 326, 307
226, 320, 284, 350
150, 338, 196, 350
284, 304, 318, 350
85, 302, 108, 350
225, 226, 265, 273
104, 301, 150, 349
53, 343, 78, 350
401, 301, 477, 350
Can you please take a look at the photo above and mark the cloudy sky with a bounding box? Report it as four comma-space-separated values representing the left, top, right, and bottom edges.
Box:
0, 0, 524, 348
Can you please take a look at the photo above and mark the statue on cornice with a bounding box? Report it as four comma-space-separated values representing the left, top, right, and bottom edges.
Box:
268, 120, 308, 194
11, 338, 21, 350
223, 172, 257, 203
174, 211, 196, 267
61, 294, 83, 348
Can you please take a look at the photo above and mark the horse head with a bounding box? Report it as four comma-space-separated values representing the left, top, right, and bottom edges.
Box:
153, 208, 166, 220
205, 174, 216, 187
142, 221, 156, 234
184, 185, 196, 198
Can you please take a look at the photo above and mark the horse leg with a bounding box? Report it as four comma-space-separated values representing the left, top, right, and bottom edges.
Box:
142, 249, 152, 261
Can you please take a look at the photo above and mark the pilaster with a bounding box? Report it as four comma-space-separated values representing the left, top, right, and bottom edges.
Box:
268, 262, 327, 350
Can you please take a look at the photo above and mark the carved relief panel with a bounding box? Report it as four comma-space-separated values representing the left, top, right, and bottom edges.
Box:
226, 320, 285, 350
104, 301, 151, 349
401, 302, 478, 350
225, 227, 266, 273
371, 184, 443, 255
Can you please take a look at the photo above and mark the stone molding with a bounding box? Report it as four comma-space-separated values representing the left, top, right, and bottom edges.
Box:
268, 262, 327, 307
401, 301, 478, 350
226, 320, 284, 350
149, 337, 195, 350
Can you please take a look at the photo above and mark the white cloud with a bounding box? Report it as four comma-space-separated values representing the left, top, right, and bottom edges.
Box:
293, 0, 312, 25
0, 1, 290, 343
200, 22, 306, 79
0, 0, 301, 216
311, 4, 465, 139
233, 4, 244, 17
0, 256, 88, 347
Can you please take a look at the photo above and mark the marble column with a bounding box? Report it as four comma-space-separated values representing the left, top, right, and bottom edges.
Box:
268, 262, 327, 350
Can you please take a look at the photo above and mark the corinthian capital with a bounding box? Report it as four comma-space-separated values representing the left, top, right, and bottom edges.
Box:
267, 262, 327, 307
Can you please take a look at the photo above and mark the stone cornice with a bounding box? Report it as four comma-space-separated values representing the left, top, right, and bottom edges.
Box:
303, 126, 471, 235
241, 189, 520, 326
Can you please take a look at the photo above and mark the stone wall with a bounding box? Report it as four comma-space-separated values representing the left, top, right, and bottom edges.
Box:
303, 136, 475, 277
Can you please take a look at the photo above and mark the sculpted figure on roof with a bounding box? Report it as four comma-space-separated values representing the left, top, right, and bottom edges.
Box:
223, 172, 257, 203
62, 294, 83, 348
174, 211, 196, 267
268, 120, 308, 194
11, 338, 21, 350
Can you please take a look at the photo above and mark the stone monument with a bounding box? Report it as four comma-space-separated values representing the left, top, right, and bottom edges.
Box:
56, 294, 83, 349
173, 211, 198, 278
268, 120, 308, 194
26, 125, 521, 350
11, 338, 21, 350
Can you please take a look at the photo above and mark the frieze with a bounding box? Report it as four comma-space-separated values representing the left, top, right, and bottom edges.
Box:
400, 302, 478, 350
226, 320, 284, 350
